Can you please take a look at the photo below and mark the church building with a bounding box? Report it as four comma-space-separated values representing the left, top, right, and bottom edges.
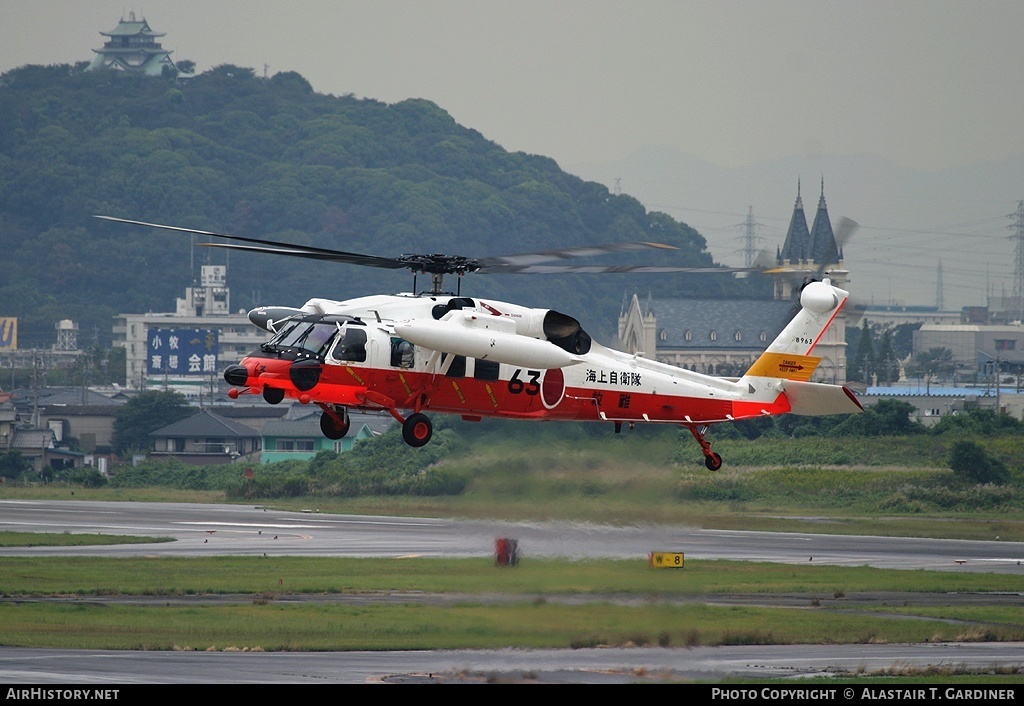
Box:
617, 181, 850, 384
87, 13, 176, 76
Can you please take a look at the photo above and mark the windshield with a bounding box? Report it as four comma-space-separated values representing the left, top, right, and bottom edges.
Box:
268, 321, 338, 356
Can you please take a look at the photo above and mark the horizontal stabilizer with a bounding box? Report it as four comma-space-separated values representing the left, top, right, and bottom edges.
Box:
783, 381, 864, 417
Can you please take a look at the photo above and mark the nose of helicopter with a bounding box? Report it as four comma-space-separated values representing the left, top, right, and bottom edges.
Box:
223, 364, 249, 387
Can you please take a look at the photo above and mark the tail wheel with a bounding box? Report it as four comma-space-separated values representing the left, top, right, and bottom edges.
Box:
402, 413, 433, 447
319, 408, 350, 440
685, 424, 722, 472
263, 387, 285, 405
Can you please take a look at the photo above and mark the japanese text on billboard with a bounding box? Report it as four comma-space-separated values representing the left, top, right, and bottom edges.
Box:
147, 329, 218, 376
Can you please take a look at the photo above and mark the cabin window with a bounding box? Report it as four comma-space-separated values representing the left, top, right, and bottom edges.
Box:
444, 354, 467, 378
474, 359, 500, 381
390, 338, 414, 368
331, 327, 367, 362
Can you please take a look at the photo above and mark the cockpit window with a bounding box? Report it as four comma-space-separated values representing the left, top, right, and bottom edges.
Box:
303, 323, 337, 355
269, 321, 338, 356
271, 320, 307, 348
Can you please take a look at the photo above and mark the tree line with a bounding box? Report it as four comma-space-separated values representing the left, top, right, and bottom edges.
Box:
1, 392, 1017, 492
0, 63, 757, 350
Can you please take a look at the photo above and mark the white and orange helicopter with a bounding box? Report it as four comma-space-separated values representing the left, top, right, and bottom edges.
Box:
97, 215, 863, 470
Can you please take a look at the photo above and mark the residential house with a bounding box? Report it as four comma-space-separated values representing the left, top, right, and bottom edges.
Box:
149, 409, 262, 465
260, 414, 381, 463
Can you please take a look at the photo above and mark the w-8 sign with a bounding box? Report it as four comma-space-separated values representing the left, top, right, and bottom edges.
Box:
648, 552, 684, 569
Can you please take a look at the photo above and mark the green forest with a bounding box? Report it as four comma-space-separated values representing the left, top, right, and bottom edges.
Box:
0, 63, 763, 350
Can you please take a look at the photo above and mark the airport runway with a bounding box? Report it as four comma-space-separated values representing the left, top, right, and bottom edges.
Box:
2, 643, 1023, 684
1, 499, 1022, 683
1, 499, 1022, 572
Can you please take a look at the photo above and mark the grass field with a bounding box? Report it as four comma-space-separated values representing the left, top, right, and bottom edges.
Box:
7, 430, 1023, 541
2, 556, 1023, 652
2, 429, 1022, 681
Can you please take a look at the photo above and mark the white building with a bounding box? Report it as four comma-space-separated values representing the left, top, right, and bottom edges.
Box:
87, 13, 176, 77
913, 323, 1024, 378
113, 266, 264, 400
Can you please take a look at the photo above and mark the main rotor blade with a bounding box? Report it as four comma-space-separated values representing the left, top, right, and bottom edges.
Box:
198, 242, 409, 269
476, 263, 759, 275
94, 215, 404, 269
479, 241, 677, 268
95, 215, 758, 278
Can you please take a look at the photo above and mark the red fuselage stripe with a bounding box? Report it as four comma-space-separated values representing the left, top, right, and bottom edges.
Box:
243, 357, 791, 425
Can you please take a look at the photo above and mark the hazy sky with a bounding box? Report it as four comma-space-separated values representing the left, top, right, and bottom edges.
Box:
5, 0, 1024, 170
3, 1, 1023, 309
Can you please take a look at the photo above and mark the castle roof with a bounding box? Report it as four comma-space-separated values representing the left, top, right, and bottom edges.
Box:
99, 18, 165, 39
808, 179, 841, 266
778, 181, 811, 263
88, 14, 174, 77
778, 179, 841, 269
644, 298, 793, 350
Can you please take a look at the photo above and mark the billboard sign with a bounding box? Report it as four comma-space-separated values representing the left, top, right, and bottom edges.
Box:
0, 318, 16, 350
147, 328, 218, 376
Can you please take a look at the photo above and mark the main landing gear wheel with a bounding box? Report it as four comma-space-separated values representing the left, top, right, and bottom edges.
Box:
704, 452, 723, 471
319, 408, 350, 440
262, 387, 285, 405
402, 413, 433, 447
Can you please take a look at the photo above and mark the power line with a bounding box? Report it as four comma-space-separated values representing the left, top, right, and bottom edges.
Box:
1008, 200, 1024, 320
735, 206, 764, 268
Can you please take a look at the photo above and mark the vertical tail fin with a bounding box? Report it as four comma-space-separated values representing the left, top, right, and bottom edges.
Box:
742, 279, 848, 382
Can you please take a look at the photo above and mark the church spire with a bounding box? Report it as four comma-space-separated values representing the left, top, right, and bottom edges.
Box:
808, 176, 840, 268
778, 180, 810, 264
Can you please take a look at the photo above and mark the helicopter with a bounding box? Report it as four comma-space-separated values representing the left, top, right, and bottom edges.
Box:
96, 215, 863, 470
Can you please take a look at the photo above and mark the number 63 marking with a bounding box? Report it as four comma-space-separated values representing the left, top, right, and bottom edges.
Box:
508, 369, 540, 395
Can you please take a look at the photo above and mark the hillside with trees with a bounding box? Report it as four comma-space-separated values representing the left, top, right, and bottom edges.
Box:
0, 63, 760, 349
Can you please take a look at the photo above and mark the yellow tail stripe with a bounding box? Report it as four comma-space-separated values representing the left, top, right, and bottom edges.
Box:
745, 352, 821, 381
